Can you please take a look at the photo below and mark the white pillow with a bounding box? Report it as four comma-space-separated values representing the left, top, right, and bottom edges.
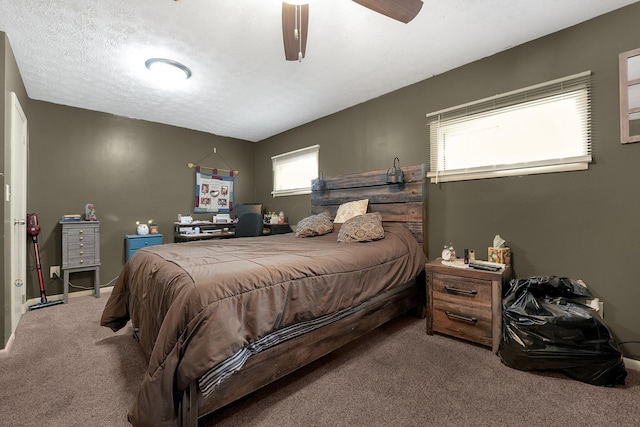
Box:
333, 199, 368, 224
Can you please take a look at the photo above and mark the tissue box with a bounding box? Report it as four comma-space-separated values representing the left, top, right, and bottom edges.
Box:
488, 247, 511, 265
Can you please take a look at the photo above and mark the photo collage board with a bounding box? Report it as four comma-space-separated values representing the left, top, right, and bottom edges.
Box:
194, 168, 234, 213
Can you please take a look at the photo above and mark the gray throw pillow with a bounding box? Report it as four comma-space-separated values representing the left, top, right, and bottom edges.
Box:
337, 212, 384, 243
295, 211, 334, 237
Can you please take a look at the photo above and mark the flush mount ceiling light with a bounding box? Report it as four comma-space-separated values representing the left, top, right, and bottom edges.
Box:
145, 58, 192, 81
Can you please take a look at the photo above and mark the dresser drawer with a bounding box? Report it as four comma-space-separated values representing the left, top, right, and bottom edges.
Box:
67, 228, 96, 241
67, 246, 95, 259
66, 253, 98, 267
65, 235, 95, 250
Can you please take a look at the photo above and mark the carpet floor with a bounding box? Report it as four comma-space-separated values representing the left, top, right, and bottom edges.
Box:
1, 289, 638, 426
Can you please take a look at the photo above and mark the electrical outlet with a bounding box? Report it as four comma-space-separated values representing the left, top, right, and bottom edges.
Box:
599, 301, 604, 318
50, 266, 60, 279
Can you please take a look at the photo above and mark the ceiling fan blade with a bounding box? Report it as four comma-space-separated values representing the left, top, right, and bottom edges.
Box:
352, 0, 423, 23
282, 3, 309, 61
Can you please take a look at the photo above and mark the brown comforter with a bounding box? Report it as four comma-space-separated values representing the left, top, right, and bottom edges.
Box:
100, 224, 426, 426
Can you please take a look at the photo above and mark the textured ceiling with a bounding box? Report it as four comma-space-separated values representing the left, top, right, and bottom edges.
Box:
0, 0, 638, 142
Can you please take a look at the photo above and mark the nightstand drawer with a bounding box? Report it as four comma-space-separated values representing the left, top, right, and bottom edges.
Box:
127, 235, 163, 250
125, 234, 163, 260
432, 273, 492, 308
432, 300, 492, 346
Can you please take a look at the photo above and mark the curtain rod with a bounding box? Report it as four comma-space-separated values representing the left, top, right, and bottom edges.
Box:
186, 163, 239, 175
187, 147, 239, 174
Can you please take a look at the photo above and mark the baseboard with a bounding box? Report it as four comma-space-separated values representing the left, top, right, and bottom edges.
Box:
624, 357, 640, 371
0, 333, 15, 358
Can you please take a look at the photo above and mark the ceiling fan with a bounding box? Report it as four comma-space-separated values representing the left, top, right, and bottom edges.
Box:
282, 0, 424, 61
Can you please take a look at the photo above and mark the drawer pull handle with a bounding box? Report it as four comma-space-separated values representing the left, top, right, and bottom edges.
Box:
445, 311, 477, 324
79, 259, 84, 264
444, 285, 477, 296
80, 237, 84, 241
79, 251, 84, 255
80, 243, 84, 247
79, 230, 84, 234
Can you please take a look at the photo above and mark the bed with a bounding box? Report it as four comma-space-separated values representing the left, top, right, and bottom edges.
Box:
100, 164, 428, 427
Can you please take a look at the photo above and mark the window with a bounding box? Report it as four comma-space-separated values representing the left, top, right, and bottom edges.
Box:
619, 47, 640, 144
271, 145, 319, 197
426, 71, 592, 183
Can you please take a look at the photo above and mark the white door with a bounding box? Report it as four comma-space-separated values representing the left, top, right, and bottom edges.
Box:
10, 92, 27, 334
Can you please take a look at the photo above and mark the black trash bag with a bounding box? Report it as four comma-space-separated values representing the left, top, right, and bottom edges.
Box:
498, 276, 627, 387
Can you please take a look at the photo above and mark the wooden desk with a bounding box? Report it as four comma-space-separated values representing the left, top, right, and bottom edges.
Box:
174, 221, 235, 242
174, 222, 292, 241
175, 231, 235, 242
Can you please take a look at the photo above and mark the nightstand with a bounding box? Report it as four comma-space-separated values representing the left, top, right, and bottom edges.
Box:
264, 223, 292, 235
60, 221, 100, 304
125, 234, 163, 260
426, 259, 512, 352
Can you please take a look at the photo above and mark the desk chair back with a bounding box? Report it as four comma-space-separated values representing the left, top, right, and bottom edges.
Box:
235, 213, 264, 237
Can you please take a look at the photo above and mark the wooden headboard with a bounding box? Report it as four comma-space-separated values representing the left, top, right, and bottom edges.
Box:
310, 164, 428, 257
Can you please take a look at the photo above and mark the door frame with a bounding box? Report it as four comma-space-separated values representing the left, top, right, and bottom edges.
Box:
9, 91, 27, 335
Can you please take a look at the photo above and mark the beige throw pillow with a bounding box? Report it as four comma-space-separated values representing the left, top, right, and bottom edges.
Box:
333, 199, 368, 224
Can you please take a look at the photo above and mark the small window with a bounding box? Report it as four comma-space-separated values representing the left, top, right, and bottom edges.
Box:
619, 47, 640, 144
427, 71, 592, 183
271, 145, 319, 197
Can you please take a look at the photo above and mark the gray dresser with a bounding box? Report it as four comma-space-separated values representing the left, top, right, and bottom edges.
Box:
60, 220, 100, 303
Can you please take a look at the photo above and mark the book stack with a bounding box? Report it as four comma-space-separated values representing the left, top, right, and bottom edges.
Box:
61, 214, 82, 222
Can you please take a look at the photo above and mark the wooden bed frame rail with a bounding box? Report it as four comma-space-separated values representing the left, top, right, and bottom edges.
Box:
182, 277, 424, 426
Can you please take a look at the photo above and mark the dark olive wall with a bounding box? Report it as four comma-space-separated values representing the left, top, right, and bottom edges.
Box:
2, 32, 29, 348
255, 4, 640, 359
4, 5, 640, 360
26, 101, 255, 299
254, 82, 424, 223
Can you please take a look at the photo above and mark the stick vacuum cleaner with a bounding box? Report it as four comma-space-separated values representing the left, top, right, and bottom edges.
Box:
27, 213, 64, 310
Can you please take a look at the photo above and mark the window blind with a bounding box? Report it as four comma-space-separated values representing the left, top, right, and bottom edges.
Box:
427, 71, 592, 183
271, 145, 319, 197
